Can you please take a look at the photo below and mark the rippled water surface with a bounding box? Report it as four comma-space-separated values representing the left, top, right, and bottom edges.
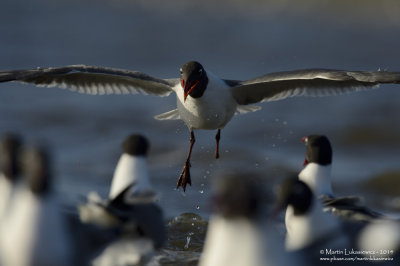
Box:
1, 0, 400, 264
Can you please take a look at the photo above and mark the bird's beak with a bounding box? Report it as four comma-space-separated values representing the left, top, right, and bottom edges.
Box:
183, 79, 199, 102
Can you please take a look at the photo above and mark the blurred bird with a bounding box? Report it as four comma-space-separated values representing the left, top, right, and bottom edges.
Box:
1, 63, 400, 191
276, 178, 349, 252
78, 134, 158, 227
0, 133, 22, 221
358, 219, 400, 260
299, 135, 383, 222
78, 134, 166, 265
0, 146, 71, 266
199, 173, 293, 266
109, 134, 154, 200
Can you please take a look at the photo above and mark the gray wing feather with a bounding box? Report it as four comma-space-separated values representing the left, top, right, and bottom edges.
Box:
230, 69, 400, 105
0, 65, 178, 97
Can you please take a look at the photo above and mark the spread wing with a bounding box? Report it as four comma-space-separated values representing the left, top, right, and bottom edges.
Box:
229, 69, 400, 105
0, 65, 179, 96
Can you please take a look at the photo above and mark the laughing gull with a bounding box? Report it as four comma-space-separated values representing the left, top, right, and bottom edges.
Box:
199, 173, 293, 266
78, 134, 166, 260
109, 134, 154, 200
1, 62, 400, 191
276, 178, 349, 252
79, 134, 158, 227
0, 146, 71, 266
0, 133, 22, 221
299, 135, 383, 222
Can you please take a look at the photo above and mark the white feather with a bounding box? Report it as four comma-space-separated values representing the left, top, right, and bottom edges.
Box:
298, 163, 334, 197
109, 154, 152, 200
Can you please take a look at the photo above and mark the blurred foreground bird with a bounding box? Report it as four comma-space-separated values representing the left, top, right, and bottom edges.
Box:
276, 178, 349, 252
199, 173, 294, 266
0, 145, 71, 266
0, 133, 22, 221
78, 134, 166, 265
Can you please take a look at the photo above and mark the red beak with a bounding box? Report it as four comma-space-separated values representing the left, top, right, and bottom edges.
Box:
183, 80, 199, 102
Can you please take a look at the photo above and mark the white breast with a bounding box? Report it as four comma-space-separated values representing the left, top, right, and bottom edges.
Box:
298, 163, 334, 197
0, 175, 13, 220
109, 154, 152, 200
174, 71, 237, 130
285, 199, 347, 251
0, 190, 71, 266
200, 216, 292, 266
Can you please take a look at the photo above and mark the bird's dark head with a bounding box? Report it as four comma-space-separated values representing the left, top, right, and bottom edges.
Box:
180, 61, 208, 102
0, 133, 22, 182
212, 173, 261, 219
302, 135, 332, 166
122, 134, 149, 156
276, 177, 314, 216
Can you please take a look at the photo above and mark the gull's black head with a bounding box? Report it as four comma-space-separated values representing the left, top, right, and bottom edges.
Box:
212, 173, 261, 219
122, 134, 150, 156
277, 177, 314, 216
0, 133, 22, 182
22, 146, 51, 196
180, 61, 208, 102
302, 135, 332, 166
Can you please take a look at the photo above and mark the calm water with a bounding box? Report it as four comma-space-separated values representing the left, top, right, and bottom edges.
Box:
1, 0, 400, 264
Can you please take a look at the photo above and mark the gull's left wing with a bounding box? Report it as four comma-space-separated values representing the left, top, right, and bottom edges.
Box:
228, 69, 400, 105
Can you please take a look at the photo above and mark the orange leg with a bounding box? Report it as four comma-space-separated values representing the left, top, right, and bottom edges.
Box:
176, 130, 195, 191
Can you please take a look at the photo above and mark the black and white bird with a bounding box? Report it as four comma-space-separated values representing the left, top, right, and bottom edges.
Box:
78, 134, 166, 264
108, 134, 154, 200
0, 133, 22, 221
277, 178, 349, 252
79, 134, 158, 227
1, 62, 400, 191
300, 135, 382, 222
0, 146, 71, 266
199, 173, 293, 266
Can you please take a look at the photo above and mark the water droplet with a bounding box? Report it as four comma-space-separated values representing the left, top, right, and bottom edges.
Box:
225, 150, 229, 153
283, 121, 287, 125
201, 183, 205, 187
184, 236, 191, 249
196, 205, 200, 210
206, 170, 210, 174
199, 190, 204, 194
